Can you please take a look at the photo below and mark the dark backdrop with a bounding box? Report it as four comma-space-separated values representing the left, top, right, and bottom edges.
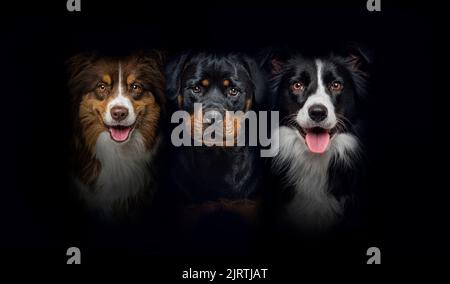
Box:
2, 0, 439, 272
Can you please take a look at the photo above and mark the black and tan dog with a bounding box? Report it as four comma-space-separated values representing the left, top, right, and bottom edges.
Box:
67, 52, 166, 219
164, 52, 266, 242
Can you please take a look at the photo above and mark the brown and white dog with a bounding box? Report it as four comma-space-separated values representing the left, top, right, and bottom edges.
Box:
67, 52, 166, 217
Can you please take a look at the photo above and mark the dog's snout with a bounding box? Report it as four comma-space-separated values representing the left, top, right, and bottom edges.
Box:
204, 110, 223, 125
111, 106, 129, 122
308, 104, 328, 122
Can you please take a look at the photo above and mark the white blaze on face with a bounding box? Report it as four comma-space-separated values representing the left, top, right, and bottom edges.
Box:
103, 62, 137, 127
296, 60, 337, 130
294, 60, 338, 154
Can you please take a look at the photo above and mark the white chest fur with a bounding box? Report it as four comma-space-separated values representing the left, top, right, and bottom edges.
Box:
78, 130, 158, 215
272, 126, 359, 230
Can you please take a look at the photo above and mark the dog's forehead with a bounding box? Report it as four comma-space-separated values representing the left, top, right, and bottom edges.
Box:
287, 58, 343, 81
320, 60, 339, 73
92, 59, 143, 83
209, 55, 245, 71
185, 58, 248, 82
288, 57, 316, 76
92, 60, 115, 73
122, 57, 145, 72
320, 60, 351, 83
89, 59, 118, 81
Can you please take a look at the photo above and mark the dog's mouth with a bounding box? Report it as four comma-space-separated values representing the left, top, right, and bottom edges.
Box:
294, 124, 337, 154
106, 123, 135, 143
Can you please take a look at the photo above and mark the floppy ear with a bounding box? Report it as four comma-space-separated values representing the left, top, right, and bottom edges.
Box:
66, 53, 98, 98
242, 56, 267, 106
164, 52, 190, 105
66, 53, 98, 138
148, 50, 166, 67
134, 50, 166, 70
133, 51, 167, 111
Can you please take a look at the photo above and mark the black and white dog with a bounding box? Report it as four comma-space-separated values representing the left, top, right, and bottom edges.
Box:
268, 49, 369, 233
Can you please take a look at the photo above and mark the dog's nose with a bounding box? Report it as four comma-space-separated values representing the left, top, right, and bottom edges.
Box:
111, 106, 129, 122
308, 104, 328, 122
204, 110, 223, 125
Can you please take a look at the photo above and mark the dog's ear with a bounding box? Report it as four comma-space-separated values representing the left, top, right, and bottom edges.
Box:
339, 43, 373, 100
271, 58, 284, 75
149, 50, 166, 67
133, 51, 167, 110
66, 53, 92, 84
257, 46, 291, 76
342, 43, 374, 74
242, 56, 267, 106
134, 50, 166, 67
164, 52, 190, 103
66, 53, 98, 97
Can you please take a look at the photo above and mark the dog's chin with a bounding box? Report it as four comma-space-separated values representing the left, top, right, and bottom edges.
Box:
105, 123, 136, 143
293, 124, 337, 154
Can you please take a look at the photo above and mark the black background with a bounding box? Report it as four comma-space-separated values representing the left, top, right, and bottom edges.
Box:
1, 0, 440, 273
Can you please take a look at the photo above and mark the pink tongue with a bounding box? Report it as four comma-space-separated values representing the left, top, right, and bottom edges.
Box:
305, 132, 330, 154
110, 127, 132, 142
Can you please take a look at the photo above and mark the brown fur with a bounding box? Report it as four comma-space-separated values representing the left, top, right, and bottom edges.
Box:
201, 79, 210, 87
188, 108, 246, 146
181, 199, 260, 229
67, 51, 166, 190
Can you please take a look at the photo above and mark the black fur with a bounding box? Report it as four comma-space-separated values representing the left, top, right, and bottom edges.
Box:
165, 52, 265, 202
163, 52, 266, 254
266, 46, 370, 234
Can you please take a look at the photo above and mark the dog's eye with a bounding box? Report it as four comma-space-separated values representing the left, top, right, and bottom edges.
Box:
130, 83, 143, 98
95, 82, 108, 99
97, 82, 107, 91
130, 83, 143, 92
191, 85, 202, 94
330, 81, 344, 92
291, 82, 305, 93
228, 87, 240, 97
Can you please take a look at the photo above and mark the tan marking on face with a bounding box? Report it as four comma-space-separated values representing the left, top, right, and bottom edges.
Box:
201, 79, 209, 87
192, 107, 204, 142
223, 79, 230, 87
102, 74, 112, 85
177, 95, 184, 109
188, 108, 246, 147
126, 74, 136, 85
224, 111, 244, 146
245, 98, 252, 111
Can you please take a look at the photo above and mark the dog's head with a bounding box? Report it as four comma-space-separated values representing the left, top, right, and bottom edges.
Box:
166, 53, 264, 144
68, 52, 165, 153
271, 49, 369, 154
